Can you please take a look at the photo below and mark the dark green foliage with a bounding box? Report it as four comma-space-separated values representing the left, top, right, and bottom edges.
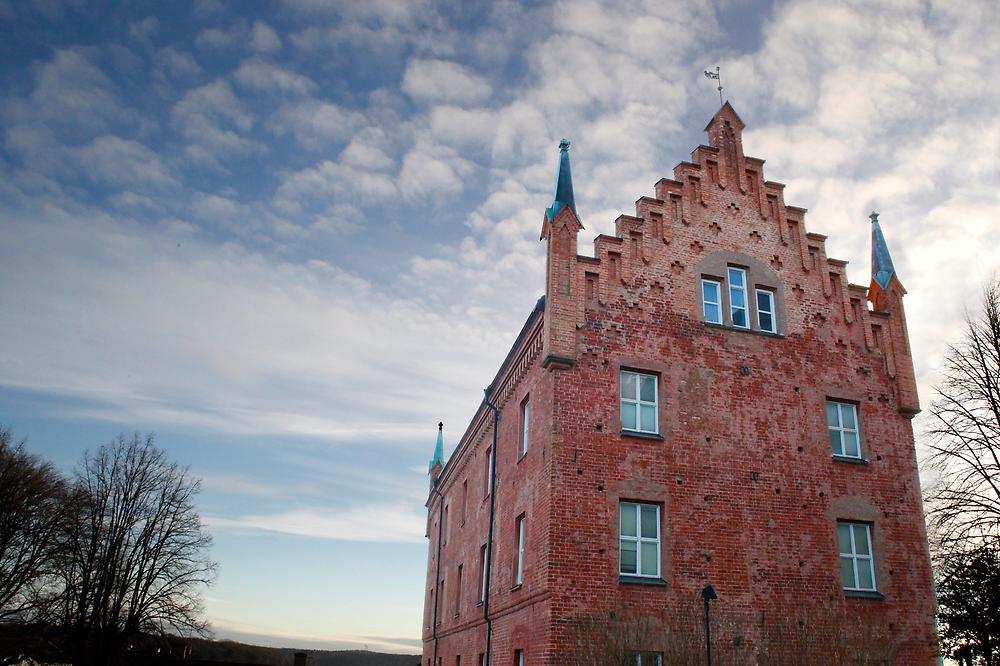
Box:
937, 540, 1000, 666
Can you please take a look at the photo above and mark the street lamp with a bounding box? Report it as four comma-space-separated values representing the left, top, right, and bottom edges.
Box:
701, 585, 718, 666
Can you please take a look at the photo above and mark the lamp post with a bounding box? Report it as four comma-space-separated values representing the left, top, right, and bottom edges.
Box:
701, 585, 717, 666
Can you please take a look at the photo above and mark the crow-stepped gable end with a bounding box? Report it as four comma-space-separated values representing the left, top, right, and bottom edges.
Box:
422, 105, 937, 666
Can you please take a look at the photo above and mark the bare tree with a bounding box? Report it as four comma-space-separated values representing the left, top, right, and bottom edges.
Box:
0, 427, 73, 664
61, 433, 216, 665
925, 281, 1000, 548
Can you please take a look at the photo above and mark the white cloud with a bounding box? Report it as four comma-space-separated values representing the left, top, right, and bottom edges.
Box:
248, 21, 282, 53
171, 79, 258, 162
270, 99, 366, 149
206, 502, 425, 543
401, 59, 492, 106
233, 60, 316, 95
76, 136, 177, 189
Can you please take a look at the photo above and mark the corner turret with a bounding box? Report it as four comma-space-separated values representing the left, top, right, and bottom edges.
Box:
540, 140, 582, 370
866, 212, 919, 416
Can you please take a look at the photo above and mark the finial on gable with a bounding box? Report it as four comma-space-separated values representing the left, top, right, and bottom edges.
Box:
868, 210, 901, 310
544, 139, 582, 226
428, 422, 445, 474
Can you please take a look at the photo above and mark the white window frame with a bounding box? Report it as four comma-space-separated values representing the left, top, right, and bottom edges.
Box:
619, 502, 660, 578
515, 515, 526, 586
520, 398, 530, 457
756, 288, 776, 333
515, 650, 525, 666
629, 654, 663, 666
827, 401, 861, 459
728, 267, 749, 328
484, 447, 493, 497
702, 278, 722, 324
838, 522, 876, 592
479, 544, 487, 603
620, 370, 658, 435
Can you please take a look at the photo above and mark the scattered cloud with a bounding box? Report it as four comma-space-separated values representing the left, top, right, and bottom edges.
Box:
248, 21, 282, 53
206, 502, 425, 543
233, 60, 316, 95
401, 58, 492, 106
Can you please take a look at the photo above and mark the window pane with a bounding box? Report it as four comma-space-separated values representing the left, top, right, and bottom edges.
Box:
703, 281, 719, 303
640, 375, 656, 402
640, 505, 657, 538
837, 523, 852, 554
621, 372, 636, 399
857, 559, 874, 590
841, 404, 857, 429
826, 402, 839, 428
731, 289, 746, 308
840, 556, 856, 588
853, 525, 871, 556
759, 312, 773, 332
844, 431, 860, 458
732, 308, 747, 328
705, 302, 720, 323
756, 291, 771, 313
829, 429, 843, 455
728, 268, 745, 287
620, 540, 637, 573
621, 402, 637, 430
640, 542, 658, 576
620, 504, 637, 537
640, 404, 656, 432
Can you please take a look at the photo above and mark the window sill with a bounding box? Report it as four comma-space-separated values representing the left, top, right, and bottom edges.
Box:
510, 583, 523, 592
621, 430, 664, 441
704, 322, 783, 338
517, 452, 527, 464
844, 589, 883, 600
619, 575, 667, 587
832, 455, 868, 465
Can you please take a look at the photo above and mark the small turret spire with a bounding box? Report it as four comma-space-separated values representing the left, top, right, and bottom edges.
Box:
545, 139, 578, 223
428, 422, 444, 473
868, 211, 898, 310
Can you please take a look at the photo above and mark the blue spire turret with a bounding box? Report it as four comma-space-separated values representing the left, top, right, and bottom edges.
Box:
869, 211, 896, 291
545, 139, 578, 222
428, 422, 444, 473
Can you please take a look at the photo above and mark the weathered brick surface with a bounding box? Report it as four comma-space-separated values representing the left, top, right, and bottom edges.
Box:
422, 104, 936, 664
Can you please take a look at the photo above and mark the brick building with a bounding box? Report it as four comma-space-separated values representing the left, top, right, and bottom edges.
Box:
421, 104, 937, 664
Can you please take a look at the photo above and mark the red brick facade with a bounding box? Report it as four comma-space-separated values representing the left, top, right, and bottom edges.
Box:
422, 104, 937, 665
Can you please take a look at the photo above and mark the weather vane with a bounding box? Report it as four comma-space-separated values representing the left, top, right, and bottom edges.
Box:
704, 66, 723, 106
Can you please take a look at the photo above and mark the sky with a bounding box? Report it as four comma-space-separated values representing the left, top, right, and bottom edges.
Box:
0, 0, 997, 655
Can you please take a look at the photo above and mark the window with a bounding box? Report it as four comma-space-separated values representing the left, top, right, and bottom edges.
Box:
620, 371, 658, 434
462, 480, 468, 525
479, 544, 487, 603
455, 564, 463, 616
484, 447, 493, 497
515, 514, 526, 586
756, 289, 775, 333
456, 657, 461, 666
443, 506, 449, 545
515, 650, 524, 666
838, 522, 876, 592
520, 397, 530, 457
702, 279, 722, 324
728, 267, 748, 328
827, 401, 861, 458
438, 579, 445, 623
478, 655, 484, 666
620, 502, 660, 578
629, 653, 663, 666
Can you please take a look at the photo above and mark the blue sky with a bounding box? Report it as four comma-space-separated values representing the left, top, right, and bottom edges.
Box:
1, 0, 997, 654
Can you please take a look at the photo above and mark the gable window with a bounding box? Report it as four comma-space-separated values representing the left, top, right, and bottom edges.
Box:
838, 522, 876, 592
520, 396, 530, 457
756, 289, 776, 333
620, 371, 658, 434
628, 654, 663, 666
827, 401, 861, 459
515, 650, 525, 666
728, 267, 748, 328
702, 279, 722, 324
620, 502, 659, 578
515, 514, 526, 586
